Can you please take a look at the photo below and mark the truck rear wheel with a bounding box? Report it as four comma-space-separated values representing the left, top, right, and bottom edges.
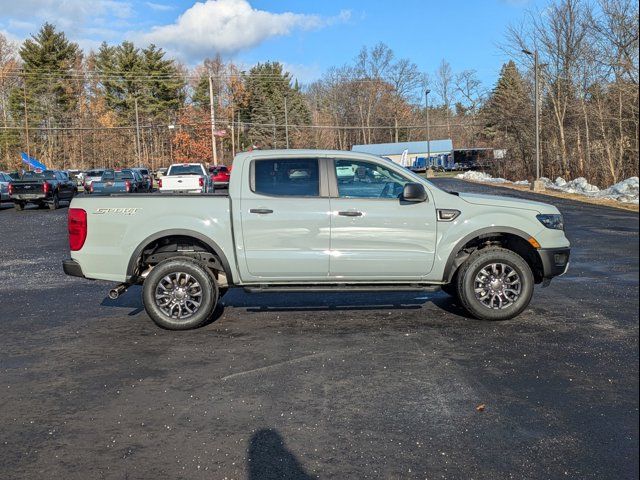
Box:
13, 202, 25, 211
456, 247, 534, 321
49, 193, 59, 210
143, 258, 218, 330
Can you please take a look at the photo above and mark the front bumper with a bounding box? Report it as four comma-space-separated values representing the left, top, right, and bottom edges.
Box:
538, 247, 571, 279
63, 259, 85, 278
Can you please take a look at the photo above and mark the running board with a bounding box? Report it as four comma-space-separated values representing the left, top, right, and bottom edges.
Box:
243, 283, 441, 293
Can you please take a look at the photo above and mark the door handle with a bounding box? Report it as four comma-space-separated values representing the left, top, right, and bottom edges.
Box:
250, 208, 273, 214
338, 211, 363, 217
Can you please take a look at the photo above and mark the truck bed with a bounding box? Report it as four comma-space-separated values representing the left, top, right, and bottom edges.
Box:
69, 194, 233, 282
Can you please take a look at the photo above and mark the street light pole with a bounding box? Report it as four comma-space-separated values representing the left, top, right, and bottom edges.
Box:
425, 89, 431, 164
522, 48, 540, 182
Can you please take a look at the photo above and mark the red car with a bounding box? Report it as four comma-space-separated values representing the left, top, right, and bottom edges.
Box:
209, 165, 230, 188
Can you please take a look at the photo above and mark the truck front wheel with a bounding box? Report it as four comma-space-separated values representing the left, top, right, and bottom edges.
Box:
143, 258, 219, 330
456, 247, 534, 321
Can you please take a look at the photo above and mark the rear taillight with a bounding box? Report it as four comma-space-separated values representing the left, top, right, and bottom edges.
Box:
125, 180, 131, 192
199, 177, 204, 187
89, 182, 94, 193
43, 182, 50, 194
68, 208, 87, 251
158, 178, 162, 188
8, 183, 13, 196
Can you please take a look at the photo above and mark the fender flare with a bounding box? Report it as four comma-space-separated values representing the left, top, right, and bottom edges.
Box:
442, 226, 535, 283
126, 228, 234, 284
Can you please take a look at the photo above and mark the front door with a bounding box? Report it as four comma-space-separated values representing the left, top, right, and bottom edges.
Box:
329, 158, 437, 279
238, 157, 331, 280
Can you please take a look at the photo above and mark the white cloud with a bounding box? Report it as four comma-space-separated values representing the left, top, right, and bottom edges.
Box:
145, 2, 175, 11
138, 0, 350, 60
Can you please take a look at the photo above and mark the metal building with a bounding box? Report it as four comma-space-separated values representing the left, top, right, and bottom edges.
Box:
351, 140, 454, 171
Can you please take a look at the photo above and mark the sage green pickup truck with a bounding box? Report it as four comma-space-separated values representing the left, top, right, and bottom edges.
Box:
63, 149, 570, 329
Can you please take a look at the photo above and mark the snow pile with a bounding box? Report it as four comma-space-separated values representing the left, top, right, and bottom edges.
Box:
456, 171, 510, 184
456, 171, 639, 204
540, 177, 600, 195
599, 177, 639, 204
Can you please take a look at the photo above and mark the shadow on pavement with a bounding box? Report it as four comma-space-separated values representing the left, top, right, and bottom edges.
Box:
247, 429, 315, 480
99, 286, 471, 322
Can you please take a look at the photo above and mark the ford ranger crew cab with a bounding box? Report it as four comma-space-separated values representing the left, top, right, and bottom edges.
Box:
63, 150, 570, 330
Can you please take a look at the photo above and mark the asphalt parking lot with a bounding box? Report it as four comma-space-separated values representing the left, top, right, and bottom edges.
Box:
1, 179, 638, 480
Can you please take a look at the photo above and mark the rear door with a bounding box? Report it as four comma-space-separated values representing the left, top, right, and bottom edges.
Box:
328, 158, 437, 279
237, 157, 331, 279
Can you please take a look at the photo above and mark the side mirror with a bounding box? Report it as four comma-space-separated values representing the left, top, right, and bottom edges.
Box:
402, 182, 428, 202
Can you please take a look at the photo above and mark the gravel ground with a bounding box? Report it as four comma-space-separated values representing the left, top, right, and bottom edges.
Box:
0, 179, 638, 480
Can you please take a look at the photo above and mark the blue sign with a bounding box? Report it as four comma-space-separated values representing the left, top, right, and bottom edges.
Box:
20, 152, 47, 170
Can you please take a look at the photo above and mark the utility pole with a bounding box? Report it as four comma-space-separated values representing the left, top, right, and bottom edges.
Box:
23, 83, 30, 166
272, 115, 277, 149
208, 74, 218, 166
522, 48, 542, 189
230, 105, 235, 158
134, 97, 142, 164
425, 89, 431, 163
284, 94, 289, 149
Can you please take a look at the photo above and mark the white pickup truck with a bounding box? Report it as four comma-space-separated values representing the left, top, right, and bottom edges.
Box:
158, 163, 212, 193
63, 149, 570, 330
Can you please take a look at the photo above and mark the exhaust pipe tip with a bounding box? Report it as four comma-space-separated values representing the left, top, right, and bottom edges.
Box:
108, 283, 129, 300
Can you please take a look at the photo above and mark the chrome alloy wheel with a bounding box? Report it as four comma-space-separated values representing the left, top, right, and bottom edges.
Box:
155, 272, 203, 319
474, 263, 522, 310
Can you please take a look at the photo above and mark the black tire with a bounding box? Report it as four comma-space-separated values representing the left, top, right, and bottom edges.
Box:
456, 247, 534, 321
49, 193, 59, 210
13, 202, 24, 211
143, 258, 218, 330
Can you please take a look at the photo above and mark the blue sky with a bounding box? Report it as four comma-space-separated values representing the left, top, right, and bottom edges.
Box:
0, 0, 549, 93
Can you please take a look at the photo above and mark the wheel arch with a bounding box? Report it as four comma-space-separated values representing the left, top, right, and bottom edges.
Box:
126, 229, 234, 284
443, 227, 544, 284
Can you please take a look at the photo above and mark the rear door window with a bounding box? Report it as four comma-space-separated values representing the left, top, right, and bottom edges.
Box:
253, 159, 319, 197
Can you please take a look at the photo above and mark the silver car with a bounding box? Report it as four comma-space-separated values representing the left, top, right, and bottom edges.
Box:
0, 172, 13, 202
83, 169, 106, 194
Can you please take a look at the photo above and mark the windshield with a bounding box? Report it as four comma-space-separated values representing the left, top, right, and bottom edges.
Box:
102, 170, 134, 181
86, 170, 104, 177
168, 165, 203, 176
21, 171, 56, 180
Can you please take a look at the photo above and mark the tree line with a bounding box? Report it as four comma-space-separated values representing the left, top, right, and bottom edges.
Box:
0, 0, 637, 187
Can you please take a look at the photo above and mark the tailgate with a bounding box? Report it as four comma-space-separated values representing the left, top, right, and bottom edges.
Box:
12, 182, 46, 197
162, 176, 200, 189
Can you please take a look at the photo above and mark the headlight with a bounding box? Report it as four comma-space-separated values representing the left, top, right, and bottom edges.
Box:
537, 214, 564, 230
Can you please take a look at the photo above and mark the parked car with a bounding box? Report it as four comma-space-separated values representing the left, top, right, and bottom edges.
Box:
209, 165, 231, 188
0, 172, 13, 203
63, 149, 571, 330
83, 169, 105, 193
132, 167, 153, 192
9, 169, 77, 210
89, 169, 144, 194
159, 163, 212, 193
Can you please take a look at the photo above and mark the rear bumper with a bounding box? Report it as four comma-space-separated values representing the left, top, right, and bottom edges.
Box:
63, 259, 85, 278
538, 247, 571, 279
12, 194, 48, 201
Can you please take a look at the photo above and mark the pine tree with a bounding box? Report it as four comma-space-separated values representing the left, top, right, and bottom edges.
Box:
93, 41, 185, 124
482, 60, 534, 177
242, 62, 311, 148
10, 23, 80, 127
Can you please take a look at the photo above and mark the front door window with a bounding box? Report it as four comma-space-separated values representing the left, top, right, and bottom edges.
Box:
335, 159, 409, 199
